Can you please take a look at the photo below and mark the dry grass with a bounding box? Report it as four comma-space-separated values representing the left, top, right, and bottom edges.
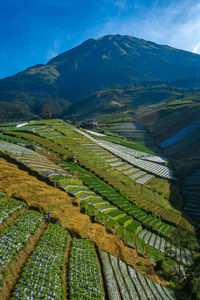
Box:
0, 158, 72, 213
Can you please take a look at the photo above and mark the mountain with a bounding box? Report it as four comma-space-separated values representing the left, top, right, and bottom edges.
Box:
65, 82, 190, 120
48, 35, 200, 101
1, 34, 200, 121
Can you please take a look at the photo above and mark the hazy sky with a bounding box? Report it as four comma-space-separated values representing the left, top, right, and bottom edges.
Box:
1, 0, 200, 78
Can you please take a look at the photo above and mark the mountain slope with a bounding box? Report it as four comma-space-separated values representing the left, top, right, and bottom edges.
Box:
49, 34, 200, 101
137, 92, 200, 179
1, 34, 200, 120
65, 83, 189, 120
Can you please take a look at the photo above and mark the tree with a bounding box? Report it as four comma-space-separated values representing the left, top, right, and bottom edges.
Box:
177, 255, 200, 299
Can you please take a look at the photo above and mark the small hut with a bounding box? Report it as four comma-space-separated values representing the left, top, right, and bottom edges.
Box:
81, 119, 98, 129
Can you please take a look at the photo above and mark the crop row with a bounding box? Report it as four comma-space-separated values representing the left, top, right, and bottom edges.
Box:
50, 135, 191, 232
105, 158, 154, 185
96, 139, 168, 165
58, 160, 176, 240
11, 223, 68, 299
137, 230, 192, 265
0, 210, 43, 285
0, 140, 41, 156
59, 140, 154, 185
63, 182, 186, 266
69, 238, 104, 299
182, 168, 200, 222
90, 137, 151, 158
62, 179, 192, 268
62, 182, 143, 244
8, 131, 67, 156
74, 129, 176, 180
141, 156, 168, 163
84, 129, 106, 137
0, 140, 71, 180
81, 176, 174, 239
0, 134, 31, 145
100, 251, 175, 300
0, 198, 27, 225
13, 154, 71, 178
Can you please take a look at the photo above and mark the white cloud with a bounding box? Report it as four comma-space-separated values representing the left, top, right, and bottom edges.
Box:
193, 42, 200, 53
114, 0, 128, 9
45, 39, 61, 61
97, 0, 200, 54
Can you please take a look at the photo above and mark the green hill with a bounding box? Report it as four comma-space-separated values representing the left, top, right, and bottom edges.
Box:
1, 34, 200, 121
64, 82, 191, 121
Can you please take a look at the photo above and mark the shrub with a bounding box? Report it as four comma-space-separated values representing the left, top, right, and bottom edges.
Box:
106, 219, 117, 233
135, 236, 146, 255
126, 231, 134, 248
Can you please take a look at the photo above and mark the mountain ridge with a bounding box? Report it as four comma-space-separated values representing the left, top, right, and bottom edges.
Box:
1, 34, 200, 121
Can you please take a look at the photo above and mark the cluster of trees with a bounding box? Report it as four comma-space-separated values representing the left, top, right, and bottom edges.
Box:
156, 227, 200, 299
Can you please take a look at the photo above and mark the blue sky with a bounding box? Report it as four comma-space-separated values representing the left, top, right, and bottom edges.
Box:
1, 0, 200, 78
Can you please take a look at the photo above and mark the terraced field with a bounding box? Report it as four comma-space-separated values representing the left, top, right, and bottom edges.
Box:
0, 194, 175, 299
182, 168, 200, 222
137, 102, 200, 179
0, 118, 198, 299
100, 251, 176, 300
74, 128, 176, 180
8, 125, 185, 224
4, 121, 193, 230
0, 158, 162, 278
102, 121, 159, 152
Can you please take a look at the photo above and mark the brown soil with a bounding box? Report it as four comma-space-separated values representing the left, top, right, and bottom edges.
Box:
64, 235, 72, 299
0, 158, 167, 285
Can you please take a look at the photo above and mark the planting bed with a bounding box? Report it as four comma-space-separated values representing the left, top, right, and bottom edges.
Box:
69, 238, 104, 299
100, 251, 175, 300
0, 198, 27, 228
11, 224, 68, 299
137, 229, 192, 265
182, 167, 200, 222
74, 129, 176, 180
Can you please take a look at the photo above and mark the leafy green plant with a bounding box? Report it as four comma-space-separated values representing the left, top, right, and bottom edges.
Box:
11, 223, 68, 299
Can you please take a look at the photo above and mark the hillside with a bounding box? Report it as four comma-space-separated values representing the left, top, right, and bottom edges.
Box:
48, 35, 200, 101
136, 91, 200, 176
1, 35, 200, 121
0, 118, 199, 299
65, 82, 191, 121
134, 92, 200, 224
